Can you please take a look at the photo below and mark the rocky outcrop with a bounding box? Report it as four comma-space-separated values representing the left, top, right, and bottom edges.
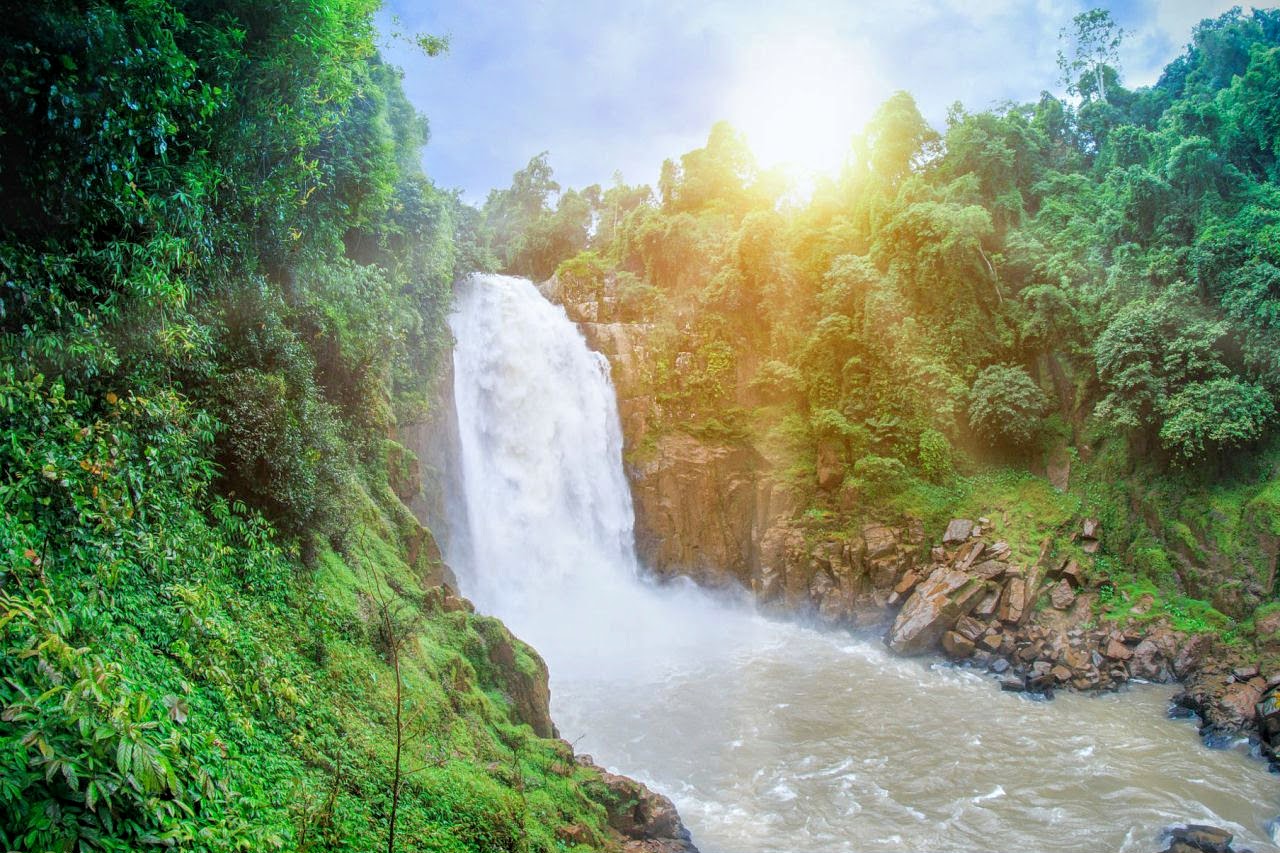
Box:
472, 617, 557, 739
578, 758, 700, 853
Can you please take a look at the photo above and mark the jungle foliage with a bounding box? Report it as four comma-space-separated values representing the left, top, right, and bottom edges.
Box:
0, 3, 618, 851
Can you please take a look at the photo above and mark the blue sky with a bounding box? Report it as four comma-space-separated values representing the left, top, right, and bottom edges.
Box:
378, 1, 1242, 202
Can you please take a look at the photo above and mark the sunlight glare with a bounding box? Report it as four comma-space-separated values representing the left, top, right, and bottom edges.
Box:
726, 34, 881, 180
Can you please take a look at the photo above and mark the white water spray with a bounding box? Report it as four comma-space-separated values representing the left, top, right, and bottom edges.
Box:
445, 274, 1277, 853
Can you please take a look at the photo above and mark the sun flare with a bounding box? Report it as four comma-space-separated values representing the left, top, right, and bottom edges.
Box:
726, 34, 882, 178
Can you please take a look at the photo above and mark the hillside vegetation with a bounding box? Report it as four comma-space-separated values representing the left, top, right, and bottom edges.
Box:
480, 9, 1280, 650
0, 3, 636, 851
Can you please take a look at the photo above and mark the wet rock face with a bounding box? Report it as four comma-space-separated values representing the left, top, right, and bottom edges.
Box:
630, 433, 762, 585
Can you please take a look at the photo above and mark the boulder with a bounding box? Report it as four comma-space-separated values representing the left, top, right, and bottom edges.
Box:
972, 589, 1001, 618
1161, 824, 1234, 853
955, 615, 986, 642
943, 519, 975, 545
888, 569, 992, 655
887, 569, 922, 606
984, 541, 1012, 560
1049, 579, 1075, 609
1057, 559, 1084, 588
999, 674, 1025, 692
1173, 634, 1214, 679
942, 631, 976, 659
1219, 681, 1262, 727
971, 559, 1011, 580
1081, 518, 1101, 540
1257, 686, 1280, 754
997, 577, 1030, 624
954, 539, 985, 570
1130, 638, 1168, 681
1104, 637, 1133, 661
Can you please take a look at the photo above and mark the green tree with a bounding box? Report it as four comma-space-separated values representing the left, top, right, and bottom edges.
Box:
967, 364, 1048, 447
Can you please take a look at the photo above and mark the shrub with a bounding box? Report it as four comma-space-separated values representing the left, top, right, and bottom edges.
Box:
849, 455, 912, 499
967, 364, 1048, 447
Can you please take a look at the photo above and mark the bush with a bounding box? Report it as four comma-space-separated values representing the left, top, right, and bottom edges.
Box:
917, 428, 955, 481
1158, 377, 1274, 462
967, 364, 1048, 447
849, 455, 912, 499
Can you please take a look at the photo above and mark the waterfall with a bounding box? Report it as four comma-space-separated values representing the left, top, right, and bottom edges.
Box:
442, 273, 1276, 853
447, 274, 748, 676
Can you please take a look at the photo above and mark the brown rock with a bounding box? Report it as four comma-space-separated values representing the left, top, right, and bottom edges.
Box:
984, 541, 1012, 560
892, 570, 921, 597
1064, 648, 1090, 670
631, 433, 762, 585
1129, 638, 1167, 681
1049, 579, 1075, 610
1081, 518, 1101, 540
1057, 559, 1084, 588
1051, 664, 1073, 683
1219, 682, 1263, 727
955, 615, 986, 642
954, 539, 985, 570
972, 589, 1001, 618
887, 569, 992, 655
980, 633, 1003, 652
971, 559, 1010, 580
863, 523, 898, 559
1167, 824, 1233, 853
997, 577, 1029, 624
942, 631, 976, 659
943, 519, 975, 545
1173, 634, 1213, 679
1104, 637, 1133, 661
597, 770, 694, 850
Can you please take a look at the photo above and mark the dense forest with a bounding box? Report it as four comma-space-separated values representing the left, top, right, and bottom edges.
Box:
0, 3, 641, 852
482, 8, 1280, 647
